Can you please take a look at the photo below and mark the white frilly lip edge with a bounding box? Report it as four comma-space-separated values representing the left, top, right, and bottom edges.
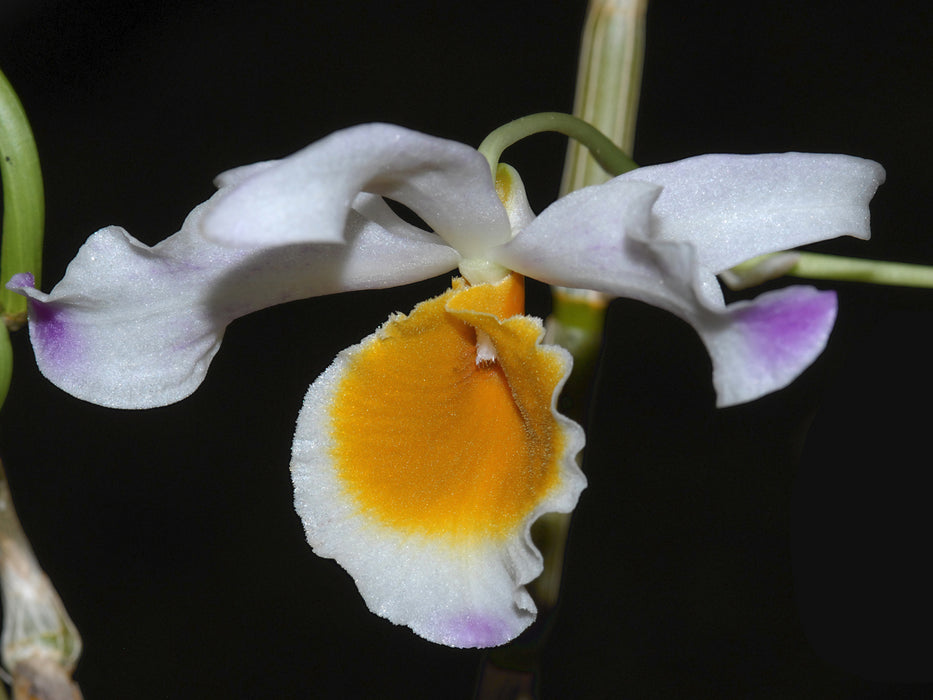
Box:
290, 301, 585, 648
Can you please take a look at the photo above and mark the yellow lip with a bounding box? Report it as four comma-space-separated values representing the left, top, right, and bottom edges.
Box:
329, 273, 570, 542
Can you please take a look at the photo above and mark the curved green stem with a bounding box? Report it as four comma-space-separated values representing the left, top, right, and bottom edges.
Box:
478, 112, 638, 178
726, 251, 933, 290
0, 68, 44, 326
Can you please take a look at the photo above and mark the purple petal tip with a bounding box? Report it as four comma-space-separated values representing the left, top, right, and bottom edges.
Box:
24, 299, 83, 372
713, 286, 839, 406
442, 613, 516, 648
5, 271, 36, 290
737, 287, 837, 369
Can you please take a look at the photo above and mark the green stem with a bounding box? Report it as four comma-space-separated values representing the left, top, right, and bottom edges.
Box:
790, 252, 933, 287
0, 68, 44, 326
476, 7, 646, 699
477, 111, 638, 178
561, 0, 648, 194
727, 251, 933, 289
0, 323, 11, 410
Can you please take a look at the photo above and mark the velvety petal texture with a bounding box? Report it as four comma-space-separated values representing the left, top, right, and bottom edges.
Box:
494, 153, 883, 405
12, 121, 884, 411
291, 275, 585, 647
619, 152, 886, 272
9, 190, 460, 409
204, 123, 512, 258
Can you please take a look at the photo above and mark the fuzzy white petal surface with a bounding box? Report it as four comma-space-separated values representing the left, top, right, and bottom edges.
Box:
203, 123, 512, 258
491, 178, 677, 304
493, 175, 842, 405
9, 194, 457, 409
619, 153, 885, 272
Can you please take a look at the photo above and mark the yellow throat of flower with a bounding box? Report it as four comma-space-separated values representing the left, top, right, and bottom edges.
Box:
328, 273, 571, 542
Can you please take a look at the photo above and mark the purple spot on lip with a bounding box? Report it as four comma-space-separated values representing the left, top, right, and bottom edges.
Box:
735, 287, 837, 370
443, 613, 513, 648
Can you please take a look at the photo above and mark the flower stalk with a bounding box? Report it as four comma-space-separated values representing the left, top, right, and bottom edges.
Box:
0, 325, 11, 411
0, 68, 44, 327
723, 251, 933, 290
1, 68, 45, 407
536, 0, 647, 620
478, 1, 648, 697
560, 0, 648, 194
1, 65, 79, 700
477, 111, 638, 178
549, 0, 648, 404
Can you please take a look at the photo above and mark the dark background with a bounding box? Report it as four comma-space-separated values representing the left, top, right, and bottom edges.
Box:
1, 1, 932, 697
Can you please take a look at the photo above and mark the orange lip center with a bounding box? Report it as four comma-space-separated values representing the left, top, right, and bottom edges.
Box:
329, 274, 569, 541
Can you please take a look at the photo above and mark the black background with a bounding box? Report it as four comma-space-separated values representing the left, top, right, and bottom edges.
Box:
1, 1, 932, 697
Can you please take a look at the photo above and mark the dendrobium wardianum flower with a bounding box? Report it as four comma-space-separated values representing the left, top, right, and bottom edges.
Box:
7, 123, 883, 647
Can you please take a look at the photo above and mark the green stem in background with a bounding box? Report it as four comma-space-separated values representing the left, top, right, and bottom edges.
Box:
550, 0, 648, 410
0, 325, 11, 410
477, 111, 638, 179
528, 287, 608, 605
722, 251, 933, 290
0, 70, 78, 698
0, 67, 44, 328
532, 0, 647, 666
476, 3, 648, 699
561, 0, 647, 194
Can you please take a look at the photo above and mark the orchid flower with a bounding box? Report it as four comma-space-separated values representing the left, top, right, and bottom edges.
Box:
7, 123, 883, 647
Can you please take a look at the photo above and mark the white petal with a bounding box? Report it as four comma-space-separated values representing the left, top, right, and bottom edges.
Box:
203, 123, 512, 258
490, 177, 669, 301
8, 193, 457, 409
213, 160, 278, 188
493, 176, 841, 405
620, 153, 885, 272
